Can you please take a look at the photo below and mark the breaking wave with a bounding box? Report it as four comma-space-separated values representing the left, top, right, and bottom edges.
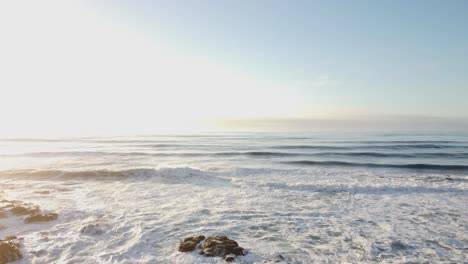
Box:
285, 160, 468, 171
0, 167, 208, 180
3, 151, 468, 159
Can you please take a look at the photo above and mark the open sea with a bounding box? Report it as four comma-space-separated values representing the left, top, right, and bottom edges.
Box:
0, 132, 467, 263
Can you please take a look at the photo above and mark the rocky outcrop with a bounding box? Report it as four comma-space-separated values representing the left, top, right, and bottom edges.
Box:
10, 205, 40, 216
25, 213, 58, 224
0, 236, 22, 263
179, 236, 205, 252
0, 199, 58, 224
200, 236, 246, 261
1, 200, 40, 216
179, 235, 246, 262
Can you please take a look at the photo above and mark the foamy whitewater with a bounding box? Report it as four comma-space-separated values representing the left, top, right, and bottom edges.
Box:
0, 133, 467, 263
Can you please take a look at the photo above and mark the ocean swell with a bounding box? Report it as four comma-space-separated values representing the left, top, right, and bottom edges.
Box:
285, 160, 468, 171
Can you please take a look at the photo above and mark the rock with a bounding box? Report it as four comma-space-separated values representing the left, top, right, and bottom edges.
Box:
178, 235, 246, 261
80, 224, 106, 235
224, 254, 235, 262
0, 199, 58, 225
0, 236, 22, 263
200, 236, 245, 259
178, 236, 205, 252
31, 249, 47, 257
10, 205, 40, 216
24, 213, 58, 224
0, 200, 21, 209
179, 241, 197, 252
34, 190, 50, 195
261, 254, 288, 263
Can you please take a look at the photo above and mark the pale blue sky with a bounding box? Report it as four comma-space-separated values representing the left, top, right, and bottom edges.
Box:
92, 0, 468, 118
0, 0, 467, 136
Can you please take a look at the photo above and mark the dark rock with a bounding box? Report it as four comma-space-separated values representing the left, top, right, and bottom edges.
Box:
224, 254, 235, 262
179, 235, 246, 261
200, 236, 245, 259
25, 213, 58, 224
391, 241, 408, 251
178, 236, 205, 252
0, 236, 22, 263
183, 235, 205, 244
179, 241, 197, 252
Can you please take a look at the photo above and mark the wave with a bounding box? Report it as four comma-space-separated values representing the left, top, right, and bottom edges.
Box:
215, 151, 468, 158
272, 144, 464, 150
284, 160, 468, 171
3, 150, 299, 158
3, 150, 468, 160
0, 167, 182, 177
308, 152, 468, 158
273, 145, 352, 150
0, 167, 230, 184
0, 138, 188, 145
0, 151, 209, 158
214, 151, 301, 157
326, 140, 465, 144
362, 144, 463, 149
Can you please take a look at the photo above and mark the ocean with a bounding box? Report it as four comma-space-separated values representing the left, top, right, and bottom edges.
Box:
0, 132, 467, 263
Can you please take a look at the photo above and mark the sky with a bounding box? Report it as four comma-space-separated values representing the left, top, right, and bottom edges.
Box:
0, 0, 467, 136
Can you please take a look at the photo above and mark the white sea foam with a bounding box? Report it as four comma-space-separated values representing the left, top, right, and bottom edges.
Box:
1, 133, 467, 263
0, 166, 466, 263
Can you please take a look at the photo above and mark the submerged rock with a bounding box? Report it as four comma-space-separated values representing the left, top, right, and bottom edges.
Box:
261, 254, 288, 263
25, 213, 58, 224
178, 236, 205, 252
0, 236, 22, 263
34, 190, 50, 195
0, 210, 6, 219
80, 224, 106, 235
